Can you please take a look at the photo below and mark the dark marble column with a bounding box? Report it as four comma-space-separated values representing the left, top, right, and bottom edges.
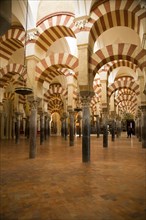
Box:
11, 115, 15, 139
80, 91, 94, 162
44, 113, 49, 140
29, 100, 38, 159
60, 116, 64, 137
138, 113, 142, 142
102, 109, 108, 148
116, 118, 121, 138
40, 112, 45, 145
78, 114, 82, 137
68, 110, 75, 146
15, 112, 21, 144
95, 115, 100, 138
48, 114, 51, 137
25, 116, 30, 139
135, 117, 139, 138
111, 119, 115, 141
63, 112, 68, 140
141, 106, 146, 148
0, 111, 5, 139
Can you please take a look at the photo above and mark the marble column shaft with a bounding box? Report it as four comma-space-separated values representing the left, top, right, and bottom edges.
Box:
81, 96, 91, 162
78, 116, 82, 137
25, 116, 30, 139
44, 115, 48, 140
138, 116, 142, 142
69, 111, 74, 146
0, 112, 5, 139
40, 112, 45, 145
29, 102, 37, 159
96, 115, 100, 138
111, 119, 115, 141
102, 110, 108, 148
15, 112, 21, 144
141, 106, 146, 148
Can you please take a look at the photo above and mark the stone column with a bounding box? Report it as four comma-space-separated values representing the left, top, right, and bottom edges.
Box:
60, 116, 64, 137
116, 117, 120, 138
78, 113, 82, 137
102, 108, 108, 148
111, 120, 116, 142
14, 112, 21, 144
141, 106, 146, 148
11, 115, 15, 139
68, 109, 75, 146
138, 112, 142, 142
80, 91, 93, 162
25, 116, 30, 139
63, 112, 68, 140
135, 117, 139, 138
0, 111, 5, 139
40, 111, 45, 145
48, 113, 51, 137
110, 110, 115, 141
94, 115, 100, 138
28, 98, 40, 159
44, 113, 48, 140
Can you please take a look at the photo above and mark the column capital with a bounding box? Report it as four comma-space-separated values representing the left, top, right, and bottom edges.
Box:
27, 96, 41, 109
80, 91, 94, 108
74, 16, 89, 30
62, 112, 68, 119
139, 105, 146, 112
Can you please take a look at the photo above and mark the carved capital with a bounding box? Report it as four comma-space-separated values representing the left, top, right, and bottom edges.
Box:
74, 16, 89, 30
27, 29, 39, 41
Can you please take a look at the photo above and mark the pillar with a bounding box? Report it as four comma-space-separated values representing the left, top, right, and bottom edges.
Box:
102, 108, 108, 148
111, 115, 115, 141
141, 106, 146, 148
95, 115, 100, 138
28, 98, 40, 159
138, 112, 142, 142
25, 116, 30, 139
0, 111, 5, 139
63, 112, 68, 140
68, 109, 75, 146
80, 91, 93, 162
40, 111, 45, 145
14, 112, 21, 144
78, 113, 82, 137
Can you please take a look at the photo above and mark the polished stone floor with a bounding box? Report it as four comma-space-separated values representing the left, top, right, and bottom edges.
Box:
0, 133, 146, 220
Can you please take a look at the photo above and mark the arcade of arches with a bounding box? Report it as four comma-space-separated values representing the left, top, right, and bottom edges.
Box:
0, 0, 146, 219
0, 0, 146, 157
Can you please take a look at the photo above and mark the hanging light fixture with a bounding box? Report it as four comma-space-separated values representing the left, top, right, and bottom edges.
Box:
15, 0, 33, 96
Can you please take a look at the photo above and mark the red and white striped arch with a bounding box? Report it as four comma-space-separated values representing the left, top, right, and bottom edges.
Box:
115, 94, 137, 105
106, 60, 138, 76
90, 0, 146, 48
108, 79, 140, 97
117, 100, 137, 114
89, 43, 146, 75
47, 98, 64, 114
36, 13, 78, 52
44, 83, 67, 102
90, 95, 99, 106
93, 73, 102, 97
0, 64, 26, 88
35, 53, 78, 84
0, 27, 25, 60
2, 92, 14, 103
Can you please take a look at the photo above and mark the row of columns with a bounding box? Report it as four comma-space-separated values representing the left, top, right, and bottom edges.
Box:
0, 101, 145, 161
135, 106, 146, 148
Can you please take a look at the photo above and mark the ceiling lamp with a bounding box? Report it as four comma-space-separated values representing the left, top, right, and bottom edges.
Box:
15, 1, 33, 96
